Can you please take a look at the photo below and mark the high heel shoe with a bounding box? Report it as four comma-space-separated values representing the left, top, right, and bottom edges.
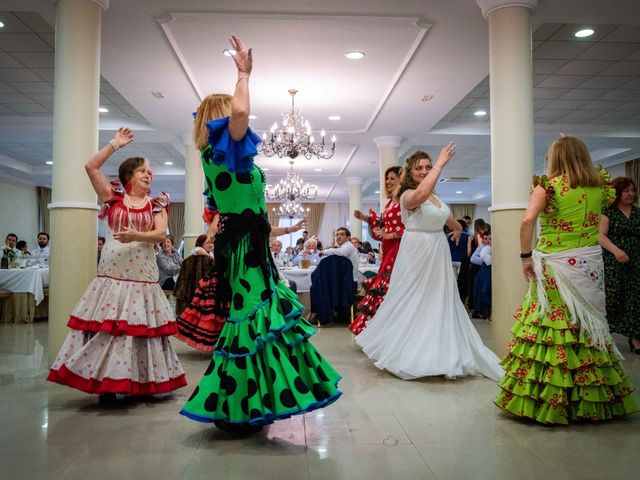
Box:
628, 338, 640, 355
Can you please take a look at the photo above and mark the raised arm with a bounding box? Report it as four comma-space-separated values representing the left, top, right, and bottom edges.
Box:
271, 219, 305, 237
85, 128, 134, 203
402, 142, 456, 211
520, 185, 548, 280
227, 35, 252, 141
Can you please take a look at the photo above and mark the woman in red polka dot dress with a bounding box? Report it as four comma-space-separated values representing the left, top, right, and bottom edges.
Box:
47, 128, 187, 402
350, 165, 404, 335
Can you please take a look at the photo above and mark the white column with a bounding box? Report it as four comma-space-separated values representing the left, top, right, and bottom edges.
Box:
477, 0, 537, 354
373, 136, 403, 210
346, 177, 363, 240
49, 0, 109, 354
182, 133, 205, 256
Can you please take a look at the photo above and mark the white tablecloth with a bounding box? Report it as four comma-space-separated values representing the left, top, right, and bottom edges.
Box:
282, 264, 379, 294
0, 268, 49, 305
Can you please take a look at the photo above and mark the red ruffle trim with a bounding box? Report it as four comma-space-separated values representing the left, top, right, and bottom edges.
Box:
173, 332, 215, 353
47, 365, 187, 395
67, 316, 178, 337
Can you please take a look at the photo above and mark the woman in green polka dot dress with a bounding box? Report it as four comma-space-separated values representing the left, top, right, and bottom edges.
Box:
180, 35, 341, 431
495, 135, 638, 424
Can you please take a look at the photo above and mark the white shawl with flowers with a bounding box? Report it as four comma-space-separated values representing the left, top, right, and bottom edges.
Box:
531, 245, 621, 356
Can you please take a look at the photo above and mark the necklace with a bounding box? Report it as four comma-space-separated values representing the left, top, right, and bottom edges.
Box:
124, 193, 149, 209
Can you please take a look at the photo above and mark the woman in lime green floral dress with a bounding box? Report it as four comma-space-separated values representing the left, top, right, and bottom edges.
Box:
179, 35, 341, 432
495, 136, 638, 424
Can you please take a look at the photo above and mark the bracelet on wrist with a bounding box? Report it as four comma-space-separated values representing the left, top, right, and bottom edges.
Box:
109, 139, 120, 151
520, 251, 533, 259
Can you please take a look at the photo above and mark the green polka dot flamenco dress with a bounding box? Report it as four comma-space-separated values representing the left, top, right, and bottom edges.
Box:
180, 117, 342, 426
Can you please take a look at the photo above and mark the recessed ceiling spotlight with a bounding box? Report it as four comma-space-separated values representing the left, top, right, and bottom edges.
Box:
262, 167, 269, 171
422, 95, 434, 102
456, 190, 463, 194
223, 49, 236, 56
328, 115, 341, 121
374, 190, 380, 194
164, 161, 173, 165
98, 107, 109, 113
248, 115, 257, 119
46, 161, 53, 165
474, 110, 488, 116
574, 28, 594, 38
0, 21, 5, 29
344, 51, 365, 60
151, 91, 164, 98
313, 168, 322, 172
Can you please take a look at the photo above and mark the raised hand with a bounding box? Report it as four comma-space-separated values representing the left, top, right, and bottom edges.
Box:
113, 127, 134, 149
229, 34, 252, 76
435, 142, 456, 169
353, 210, 368, 221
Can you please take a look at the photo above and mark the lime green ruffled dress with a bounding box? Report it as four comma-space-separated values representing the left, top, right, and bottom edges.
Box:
495, 167, 639, 424
180, 117, 341, 426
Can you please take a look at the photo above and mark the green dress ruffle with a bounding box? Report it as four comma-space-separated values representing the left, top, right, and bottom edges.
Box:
495, 169, 639, 424
180, 117, 341, 425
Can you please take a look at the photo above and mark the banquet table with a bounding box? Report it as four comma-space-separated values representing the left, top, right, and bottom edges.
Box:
0, 267, 49, 323
282, 264, 380, 293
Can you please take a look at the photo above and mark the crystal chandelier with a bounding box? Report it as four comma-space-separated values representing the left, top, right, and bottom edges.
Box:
260, 89, 336, 160
277, 200, 308, 219
266, 160, 318, 202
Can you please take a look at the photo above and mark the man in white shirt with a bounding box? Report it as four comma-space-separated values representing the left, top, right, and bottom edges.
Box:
321, 227, 360, 281
33, 232, 50, 259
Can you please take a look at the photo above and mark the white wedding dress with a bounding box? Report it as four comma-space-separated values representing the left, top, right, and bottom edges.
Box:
355, 194, 504, 381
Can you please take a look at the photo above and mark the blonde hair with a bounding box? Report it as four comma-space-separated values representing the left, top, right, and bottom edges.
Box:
547, 136, 603, 188
194, 94, 233, 150
395, 151, 432, 202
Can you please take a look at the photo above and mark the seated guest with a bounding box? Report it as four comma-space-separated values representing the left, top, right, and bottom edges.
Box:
191, 233, 214, 257
285, 246, 295, 257
361, 241, 377, 263
350, 236, 365, 253
1, 233, 19, 261
270, 239, 289, 265
33, 232, 50, 259
16, 240, 30, 255
97, 236, 105, 264
322, 227, 360, 281
157, 235, 183, 290
293, 238, 321, 266
312, 235, 323, 250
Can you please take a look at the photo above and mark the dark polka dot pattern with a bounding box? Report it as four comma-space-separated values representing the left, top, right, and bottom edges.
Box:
233, 293, 244, 311
215, 171, 232, 191
294, 377, 309, 394
279, 298, 293, 316
260, 289, 272, 302
188, 386, 200, 402
280, 388, 296, 408
239, 279, 251, 292
204, 392, 219, 412
236, 172, 252, 184
247, 379, 258, 397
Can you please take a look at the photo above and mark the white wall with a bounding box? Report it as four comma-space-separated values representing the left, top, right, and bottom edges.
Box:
607, 163, 626, 179
317, 202, 378, 249
0, 180, 39, 248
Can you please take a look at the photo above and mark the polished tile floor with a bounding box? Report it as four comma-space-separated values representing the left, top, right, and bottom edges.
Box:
0, 320, 639, 480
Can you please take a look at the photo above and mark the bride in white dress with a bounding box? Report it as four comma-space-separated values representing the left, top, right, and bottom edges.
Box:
356, 144, 504, 381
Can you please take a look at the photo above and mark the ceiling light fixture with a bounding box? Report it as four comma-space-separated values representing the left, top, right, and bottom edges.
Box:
46, 161, 53, 165
456, 190, 463, 194
164, 161, 173, 165
313, 168, 322, 172
328, 115, 341, 121
260, 89, 336, 160
574, 28, 594, 38
344, 51, 365, 60
0, 21, 5, 28
262, 167, 269, 171
277, 200, 309, 219
374, 190, 380, 194
151, 91, 164, 98
266, 160, 318, 202
98, 107, 109, 113
248, 115, 257, 119
474, 110, 487, 116
422, 95, 434, 102
223, 49, 236, 56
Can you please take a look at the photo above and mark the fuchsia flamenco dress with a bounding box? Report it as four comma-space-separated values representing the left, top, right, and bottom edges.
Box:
48, 187, 187, 395
349, 200, 404, 335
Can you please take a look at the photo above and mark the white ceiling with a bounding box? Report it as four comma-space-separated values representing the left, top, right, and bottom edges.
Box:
0, 0, 640, 204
